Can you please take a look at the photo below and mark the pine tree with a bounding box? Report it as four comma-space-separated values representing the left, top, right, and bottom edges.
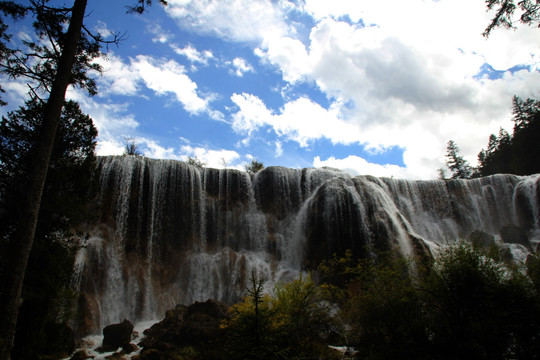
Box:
445, 140, 473, 179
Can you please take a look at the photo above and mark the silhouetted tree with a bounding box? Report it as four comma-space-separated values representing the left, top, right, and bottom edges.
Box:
484, 0, 540, 37
477, 96, 540, 176
0, 98, 97, 360
0, 1, 165, 358
445, 140, 473, 179
124, 139, 142, 156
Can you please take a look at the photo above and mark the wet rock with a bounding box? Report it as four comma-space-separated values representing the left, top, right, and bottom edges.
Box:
95, 344, 119, 353
138, 299, 229, 360
469, 230, 496, 250
70, 349, 94, 360
97, 319, 134, 352
121, 342, 139, 354
500, 224, 531, 250
105, 352, 127, 360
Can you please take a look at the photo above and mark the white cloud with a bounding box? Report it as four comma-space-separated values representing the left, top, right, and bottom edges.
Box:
228, 57, 254, 77
165, 0, 292, 43
97, 54, 222, 118
314, 155, 414, 179
96, 53, 141, 96
147, 23, 175, 44
275, 141, 283, 158
180, 145, 241, 169
131, 55, 209, 114
237, 0, 540, 178
67, 88, 140, 157
173, 45, 213, 66
231, 93, 362, 147
140, 138, 181, 160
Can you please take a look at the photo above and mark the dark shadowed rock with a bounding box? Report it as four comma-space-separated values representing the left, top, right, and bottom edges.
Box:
138, 299, 229, 360
102, 319, 134, 349
500, 224, 531, 250
69, 349, 93, 360
469, 230, 496, 250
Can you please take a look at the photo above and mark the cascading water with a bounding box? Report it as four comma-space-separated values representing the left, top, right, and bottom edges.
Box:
71, 156, 540, 335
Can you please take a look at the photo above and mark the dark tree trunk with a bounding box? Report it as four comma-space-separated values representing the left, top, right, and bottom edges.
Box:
0, 0, 88, 358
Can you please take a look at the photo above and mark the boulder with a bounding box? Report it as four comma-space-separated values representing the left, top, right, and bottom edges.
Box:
69, 350, 94, 360
468, 230, 496, 250
102, 319, 134, 349
121, 342, 139, 354
500, 224, 531, 250
138, 299, 229, 360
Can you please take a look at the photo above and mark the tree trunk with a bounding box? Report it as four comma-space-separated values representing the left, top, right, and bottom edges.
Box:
0, 0, 87, 358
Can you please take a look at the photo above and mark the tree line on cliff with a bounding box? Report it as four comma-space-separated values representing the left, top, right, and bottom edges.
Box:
444, 95, 540, 179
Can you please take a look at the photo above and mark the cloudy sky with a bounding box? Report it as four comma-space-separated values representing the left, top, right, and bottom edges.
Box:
3, 0, 540, 179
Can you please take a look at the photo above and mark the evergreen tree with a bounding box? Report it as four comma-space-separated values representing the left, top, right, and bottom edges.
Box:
484, 0, 540, 37
0, 1, 165, 358
445, 140, 473, 179
0, 98, 97, 360
477, 96, 540, 176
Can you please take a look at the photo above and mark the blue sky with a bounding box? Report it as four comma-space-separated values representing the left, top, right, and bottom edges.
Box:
3, 0, 540, 178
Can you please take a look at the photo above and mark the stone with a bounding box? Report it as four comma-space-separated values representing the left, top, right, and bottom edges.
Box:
102, 319, 134, 348
469, 230, 496, 250
69, 350, 94, 360
138, 299, 229, 359
95, 345, 119, 353
500, 224, 531, 250
121, 342, 139, 354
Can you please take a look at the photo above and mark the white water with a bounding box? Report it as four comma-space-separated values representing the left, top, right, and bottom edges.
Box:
70, 157, 540, 336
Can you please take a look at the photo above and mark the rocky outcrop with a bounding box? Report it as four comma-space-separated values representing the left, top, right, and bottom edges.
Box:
500, 224, 531, 250
469, 230, 496, 250
137, 299, 229, 360
96, 319, 134, 352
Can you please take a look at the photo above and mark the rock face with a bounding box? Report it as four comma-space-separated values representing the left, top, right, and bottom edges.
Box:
102, 319, 134, 349
469, 230, 496, 250
138, 300, 229, 359
70, 156, 540, 336
500, 224, 532, 250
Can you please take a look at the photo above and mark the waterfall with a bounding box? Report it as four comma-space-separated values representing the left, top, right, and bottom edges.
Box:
71, 156, 540, 335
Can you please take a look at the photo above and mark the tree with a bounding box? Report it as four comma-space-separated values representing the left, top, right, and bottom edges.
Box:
124, 139, 142, 156
445, 140, 473, 179
187, 156, 207, 169
320, 244, 540, 360
245, 159, 264, 174
0, 1, 165, 358
476, 96, 540, 176
0, 98, 97, 360
222, 272, 339, 360
422, 242, 540, 360
484, 0, 540, 37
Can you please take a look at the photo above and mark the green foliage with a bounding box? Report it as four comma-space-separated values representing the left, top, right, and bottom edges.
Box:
245, 159, 264, 174
338, 254, 427, 360
318, 243, 540, 360
423, 242, 540, 359
222, 272, 340, 360
0, 98, 97, 360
